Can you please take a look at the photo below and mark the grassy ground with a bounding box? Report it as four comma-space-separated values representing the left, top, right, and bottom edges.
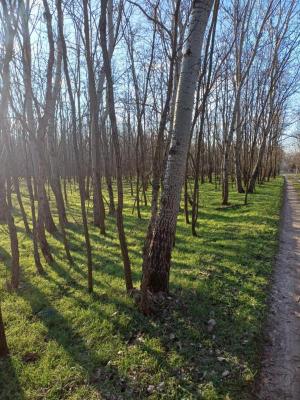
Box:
289, 174, 300, 195
0, 177, 283, 400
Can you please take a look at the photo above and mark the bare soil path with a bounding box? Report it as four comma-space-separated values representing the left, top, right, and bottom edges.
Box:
257, 176, 300, 399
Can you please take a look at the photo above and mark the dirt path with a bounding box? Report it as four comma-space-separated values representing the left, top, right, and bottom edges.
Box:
257, 176, 300, 399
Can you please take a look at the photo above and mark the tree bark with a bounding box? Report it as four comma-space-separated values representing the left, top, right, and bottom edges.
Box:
26, 173, 44, 274
100, 0, 133, 292
13, 176, 31, 235
0, 0, 20, 289
0, 176, 6, 223
140, 0, 214, 311
0, 305, 9, 358
6, 179, 20, 289
82, 0, 106, 235
57, 0, 93, 292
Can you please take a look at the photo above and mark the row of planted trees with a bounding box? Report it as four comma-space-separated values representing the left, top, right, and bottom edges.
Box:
0, 0, 299, 355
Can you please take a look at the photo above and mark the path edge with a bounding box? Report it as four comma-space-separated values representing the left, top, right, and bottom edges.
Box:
251, 175, 287, 399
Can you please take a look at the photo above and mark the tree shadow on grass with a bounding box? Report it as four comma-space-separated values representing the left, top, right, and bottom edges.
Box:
16, 277, 147, 399
1, 179, 282, 399
37, 185, 279, 395
0, 355, 25, 400
0, 247, 25, 400
0, 246, 11, 279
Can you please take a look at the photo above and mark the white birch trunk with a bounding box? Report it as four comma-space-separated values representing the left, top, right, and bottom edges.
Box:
141, 0, 214, 309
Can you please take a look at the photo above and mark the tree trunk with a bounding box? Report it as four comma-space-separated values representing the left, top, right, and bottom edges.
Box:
26, 174, 44, 274
42, 180, 57, 234
13, 177, 31, 235
248, 133, 268, 193
6, 179, 20, 290
82, 0, 106, 234
0, 305, 9, 358
0, 176, 6, 223
57, 0, 93, 292
0, 4, 20, 290
102, 124, 115, 215
50, 175, 68, 225
234, 93, 244, 193
100, 0, 133, 292
50, 172, 73, 265
140, 0, 214, 311
221, 149, 230, 205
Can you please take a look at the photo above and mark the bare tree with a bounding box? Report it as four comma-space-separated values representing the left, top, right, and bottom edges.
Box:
56, 0, 93, 292
0, 0, 20, 289
100, 0, 133, 292
140, 0, 214, 313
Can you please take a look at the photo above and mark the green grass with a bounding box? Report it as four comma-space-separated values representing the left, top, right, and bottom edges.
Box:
289, 174, 300, 196
0, 177, 283, 399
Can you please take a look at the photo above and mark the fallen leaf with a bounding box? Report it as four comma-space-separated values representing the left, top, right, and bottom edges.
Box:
207, 319, 216, 332
147, 385, 155, 394
22, 352, 39, 363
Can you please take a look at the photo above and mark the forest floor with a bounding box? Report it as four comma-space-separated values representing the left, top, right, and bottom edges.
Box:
0, 178, 283, 400
257, 176, 300, 400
